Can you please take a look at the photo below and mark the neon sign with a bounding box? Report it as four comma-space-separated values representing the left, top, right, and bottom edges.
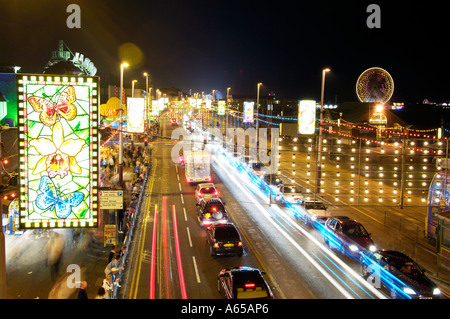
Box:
17, 74, 99, 229
72, 52, 97, 76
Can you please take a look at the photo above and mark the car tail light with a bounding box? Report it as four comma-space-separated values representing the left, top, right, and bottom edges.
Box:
206, 176, 211, 181
212, 207, 217, 212
237, 241, 242, 246
213, 242, 219, 248
214, 191, 218, 196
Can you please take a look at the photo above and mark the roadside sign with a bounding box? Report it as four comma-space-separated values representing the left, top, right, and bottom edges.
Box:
104, 224, 117, 246
100, 190, 123, 209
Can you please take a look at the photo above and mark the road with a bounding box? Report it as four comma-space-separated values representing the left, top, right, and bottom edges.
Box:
122, 118, 387, 299
4, 115, 446, 300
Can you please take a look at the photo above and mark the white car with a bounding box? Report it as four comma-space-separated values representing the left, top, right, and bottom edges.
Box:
301, 200, 331, 226
195, 183, 219, 202
275, 184, 304, 204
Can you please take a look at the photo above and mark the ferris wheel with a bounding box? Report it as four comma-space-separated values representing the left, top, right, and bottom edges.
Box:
356, 67, 394, 104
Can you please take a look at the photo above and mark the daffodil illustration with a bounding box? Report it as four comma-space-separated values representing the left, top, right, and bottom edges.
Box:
30, 122, 86, 178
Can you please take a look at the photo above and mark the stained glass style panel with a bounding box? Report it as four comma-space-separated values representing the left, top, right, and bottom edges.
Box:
17, 74, 99, 229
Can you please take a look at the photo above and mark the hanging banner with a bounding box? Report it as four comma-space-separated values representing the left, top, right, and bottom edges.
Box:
17, 74, 99, 229
127, 97, 145, 133
298, 100, 316, 134
218, 100, 226, 115
243, 101, 254, 123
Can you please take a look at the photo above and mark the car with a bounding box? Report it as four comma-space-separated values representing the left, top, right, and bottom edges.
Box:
195, 183, 218, 202
262, 174, 283, 188
206, 223, 243, 256
196, 198, 228, 228
217, 266, 274, 299
362, 250, 442, 299
324, 216, 376, 255
239, 155, 254, 167
275, 184, 304, 204
249, 162, 266, 176
300, 200, 332, 226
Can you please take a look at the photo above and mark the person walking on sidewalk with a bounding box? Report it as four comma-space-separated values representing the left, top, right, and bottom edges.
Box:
78, 281, 88, 299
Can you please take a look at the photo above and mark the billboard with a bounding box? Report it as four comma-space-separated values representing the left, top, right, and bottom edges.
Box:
298, 100, 316, 134
127, 97, 145, 133
243, 101, 254, 123
17, 74, 99, 229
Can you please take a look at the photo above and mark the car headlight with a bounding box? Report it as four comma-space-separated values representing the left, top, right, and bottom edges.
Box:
403, 287, 416, 295
433, 288, 441, 295
369, 245, 377, 252
349, 245, 359, 252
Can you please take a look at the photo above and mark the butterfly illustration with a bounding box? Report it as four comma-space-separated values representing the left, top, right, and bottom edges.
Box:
35, 176, 85, 219
28, 86, 77, 126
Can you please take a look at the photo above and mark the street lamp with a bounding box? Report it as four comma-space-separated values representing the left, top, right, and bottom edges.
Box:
131, 79, 137, 98
256, 82, 262, 131
315, 68, 330, 194
119, 62, 129, 186
143, 72, 150, 130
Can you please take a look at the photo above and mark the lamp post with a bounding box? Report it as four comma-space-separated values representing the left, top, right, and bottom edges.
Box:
119, 62, 128, 186
143, 72, 149, 131
315, 68, 330, 194
131, 80, 137, 98
256, 82, 262, 131
226, 87, 231, 132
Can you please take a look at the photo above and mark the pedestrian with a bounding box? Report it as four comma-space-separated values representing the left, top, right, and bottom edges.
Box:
78, 281, 88, 299
102, 275, 114, 299
117, 207, 124, 232
118, 245, 127, 259
108, 155, 114, 171
108, 245, 118, 264
120, 212, 131, 243
47, 231, 65, 282
95, 287, 107, 299
111, 267, 121, 287
104, 253, 124, 277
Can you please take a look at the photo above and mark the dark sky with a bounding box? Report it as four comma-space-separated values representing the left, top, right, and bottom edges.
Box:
1, 0, 450, 103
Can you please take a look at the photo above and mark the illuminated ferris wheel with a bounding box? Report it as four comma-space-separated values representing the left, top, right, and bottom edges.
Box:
356, 67, 394, 104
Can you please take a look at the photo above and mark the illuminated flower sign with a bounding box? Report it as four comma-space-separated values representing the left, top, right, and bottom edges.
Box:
29, 121, 86, 178
17, 74, 99, 229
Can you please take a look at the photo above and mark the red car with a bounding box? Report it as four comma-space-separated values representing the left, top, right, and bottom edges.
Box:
324, 216, 376, 255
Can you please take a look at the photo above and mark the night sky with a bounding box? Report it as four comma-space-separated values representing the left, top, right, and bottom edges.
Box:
1, 0, 450, 103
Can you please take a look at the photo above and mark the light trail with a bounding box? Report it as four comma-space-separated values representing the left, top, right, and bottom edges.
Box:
162, 196, 172, 298
172, 204, 188, 299
149, 204, 158, 299
213, 152, 387, 299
